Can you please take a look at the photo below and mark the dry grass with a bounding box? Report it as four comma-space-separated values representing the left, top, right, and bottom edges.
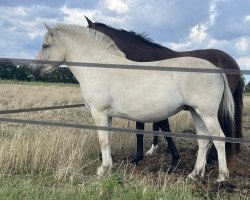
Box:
243, 95, 250, 115
0, 82, 194, 180
0, 82, 249, 199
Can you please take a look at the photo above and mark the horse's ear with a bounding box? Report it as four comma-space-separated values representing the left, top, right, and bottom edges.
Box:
44, 23, 55, 36
85, 16, 95, 28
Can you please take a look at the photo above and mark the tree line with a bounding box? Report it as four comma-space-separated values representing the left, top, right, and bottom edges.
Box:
245, 82, 250, 93
0, 64, 78, 84
1, 64, 250, 92
241, 75, 250, 93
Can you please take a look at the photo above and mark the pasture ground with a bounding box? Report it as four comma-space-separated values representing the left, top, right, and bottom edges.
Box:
0, 81, 249, 199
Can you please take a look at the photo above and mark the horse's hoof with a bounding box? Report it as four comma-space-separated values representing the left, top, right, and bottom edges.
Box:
97, 164, 113, 178
131, 156, 143, 165
97, 166, 105, 177
217, 169, 229, 182
167, 165, 176, 174
187, 172, 197, 181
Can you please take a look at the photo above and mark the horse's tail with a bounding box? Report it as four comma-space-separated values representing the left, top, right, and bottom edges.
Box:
232, 79, 243, 154
218, 74, 235, 164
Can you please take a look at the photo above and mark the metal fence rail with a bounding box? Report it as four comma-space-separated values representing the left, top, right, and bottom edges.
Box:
0, 117, 250, 144
1, 57, 250, 75
0, 104, 85, 115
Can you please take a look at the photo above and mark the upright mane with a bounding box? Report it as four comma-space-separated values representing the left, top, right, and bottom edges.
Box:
94, 22, 163, 48
54, 24, 125, 57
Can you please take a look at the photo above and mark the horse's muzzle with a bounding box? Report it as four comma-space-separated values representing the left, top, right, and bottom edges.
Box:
28, 63, 42, 76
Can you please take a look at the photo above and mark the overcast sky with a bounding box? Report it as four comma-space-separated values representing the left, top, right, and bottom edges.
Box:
0, 0, 250, 81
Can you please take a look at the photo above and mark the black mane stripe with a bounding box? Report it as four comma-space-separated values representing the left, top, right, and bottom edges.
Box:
95, 23, 162, 47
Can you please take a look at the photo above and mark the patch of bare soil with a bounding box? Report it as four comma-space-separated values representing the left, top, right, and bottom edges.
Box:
112, 117, 250, 196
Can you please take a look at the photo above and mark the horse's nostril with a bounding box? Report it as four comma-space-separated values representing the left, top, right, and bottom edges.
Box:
29, 67, 38, 76
28, 64, 40, 76
33, 69, 41, 76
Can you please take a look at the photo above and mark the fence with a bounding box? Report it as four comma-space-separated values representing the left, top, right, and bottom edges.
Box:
0, 57, 250, 145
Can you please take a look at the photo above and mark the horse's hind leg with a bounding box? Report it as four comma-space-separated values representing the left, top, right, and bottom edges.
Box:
207, 144, 218, 165
131, 122, 144, 165
188, 110, 210, 180
203, 117, 229, 182
159, 120, 180, 166
189, 110, 229, 182
145, 122, 160, 155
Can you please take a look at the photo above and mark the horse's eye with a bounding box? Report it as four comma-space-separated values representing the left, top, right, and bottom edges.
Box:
42, 44, 50, 49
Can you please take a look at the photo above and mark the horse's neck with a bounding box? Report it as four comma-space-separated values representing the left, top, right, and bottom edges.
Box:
65, 38, 127, 78
98, 30, 178, 60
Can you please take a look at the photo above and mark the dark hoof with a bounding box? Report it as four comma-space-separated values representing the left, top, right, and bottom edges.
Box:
131, 156, 143, 165
167, 165, 177, 174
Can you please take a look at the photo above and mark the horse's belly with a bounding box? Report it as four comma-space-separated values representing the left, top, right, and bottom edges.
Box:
109, 94, 183, 122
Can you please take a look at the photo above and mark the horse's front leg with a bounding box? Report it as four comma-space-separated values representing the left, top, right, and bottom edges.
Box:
131, 122, 144, 165
91, 110, 113, 177
145, 123, 160, 156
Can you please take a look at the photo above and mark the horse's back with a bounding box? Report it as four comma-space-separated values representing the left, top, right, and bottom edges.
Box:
180, 49, 240, 91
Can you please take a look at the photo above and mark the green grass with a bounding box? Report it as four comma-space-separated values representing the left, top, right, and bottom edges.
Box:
0, 174, 248, 200
0, 174, 205, 200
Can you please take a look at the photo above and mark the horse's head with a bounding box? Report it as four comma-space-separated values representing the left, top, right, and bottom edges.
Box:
29, 24, 66, 76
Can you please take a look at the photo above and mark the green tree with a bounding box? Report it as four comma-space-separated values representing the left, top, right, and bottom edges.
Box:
0, 64, 17, 80
39, 67, 78, 83
241, 75, 246, 89
15, 66, 33, 81
0, 64, 78, 84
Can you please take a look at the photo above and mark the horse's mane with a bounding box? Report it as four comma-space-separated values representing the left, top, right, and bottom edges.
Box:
94, 22, 163, 48
53, 24, 125, 57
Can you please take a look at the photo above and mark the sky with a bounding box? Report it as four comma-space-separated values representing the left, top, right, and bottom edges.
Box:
0, 0, 250, 81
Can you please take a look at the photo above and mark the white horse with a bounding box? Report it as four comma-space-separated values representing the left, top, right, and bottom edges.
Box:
30, 24, 235, 182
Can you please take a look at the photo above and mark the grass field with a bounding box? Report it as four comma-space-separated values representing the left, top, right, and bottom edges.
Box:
0, 81, 249, 199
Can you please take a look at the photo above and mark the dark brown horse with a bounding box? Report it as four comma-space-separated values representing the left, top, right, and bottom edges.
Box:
85, 17, 243, 167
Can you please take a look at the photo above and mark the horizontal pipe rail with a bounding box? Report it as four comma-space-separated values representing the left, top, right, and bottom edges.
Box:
0, 57, 249, 75
0, 117, 249, 144
0, 104, 85, 115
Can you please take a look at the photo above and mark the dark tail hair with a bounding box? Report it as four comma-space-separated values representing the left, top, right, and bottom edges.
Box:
233, 79, 243, 153
218, 75, 236, 164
